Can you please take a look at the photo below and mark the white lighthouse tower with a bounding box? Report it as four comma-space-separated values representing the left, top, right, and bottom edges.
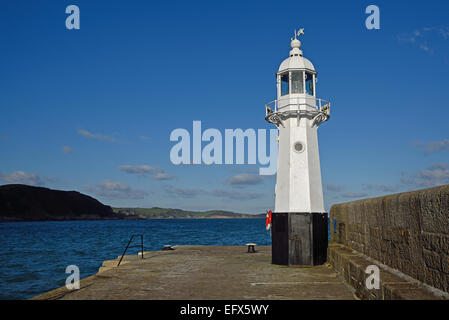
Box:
266, 29, 330, 266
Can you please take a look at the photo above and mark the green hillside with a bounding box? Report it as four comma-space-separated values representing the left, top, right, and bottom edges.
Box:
113, 207, 264, 219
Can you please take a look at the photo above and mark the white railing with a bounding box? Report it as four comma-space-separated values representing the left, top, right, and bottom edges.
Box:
265, 97, 331, 116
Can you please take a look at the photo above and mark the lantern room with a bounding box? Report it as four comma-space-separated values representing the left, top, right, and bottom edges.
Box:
276, 33, 317, 99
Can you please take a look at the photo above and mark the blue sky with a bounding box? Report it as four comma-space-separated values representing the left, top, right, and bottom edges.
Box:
1, 0, 448, 213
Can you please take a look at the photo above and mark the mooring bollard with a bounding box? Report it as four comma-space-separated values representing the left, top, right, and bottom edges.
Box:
246, 243, 256, 253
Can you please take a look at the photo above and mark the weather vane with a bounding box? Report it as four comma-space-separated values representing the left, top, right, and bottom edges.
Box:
291, 28, 304, 40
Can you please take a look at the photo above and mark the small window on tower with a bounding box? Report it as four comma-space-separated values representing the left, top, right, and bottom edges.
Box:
306, 72, 314, 95
281, 73, 289, 96
291, 71, 304, 94
293, 141, 305, 153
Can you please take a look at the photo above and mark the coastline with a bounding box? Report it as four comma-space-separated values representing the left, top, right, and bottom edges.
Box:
0, 216, 265, 223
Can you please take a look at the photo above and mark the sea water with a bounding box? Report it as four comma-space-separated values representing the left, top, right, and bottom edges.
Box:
0, 218, 331, 300
0, 219, 270, 300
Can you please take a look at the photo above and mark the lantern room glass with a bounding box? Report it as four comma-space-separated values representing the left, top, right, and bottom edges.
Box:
291, 71, 304, 94
305, 72, 314, 96
280, 73, 289, 96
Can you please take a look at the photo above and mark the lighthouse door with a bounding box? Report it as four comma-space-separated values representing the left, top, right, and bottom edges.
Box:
288, 213, 313, 265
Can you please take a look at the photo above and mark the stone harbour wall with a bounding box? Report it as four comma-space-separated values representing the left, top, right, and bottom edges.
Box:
329, 184, 449, 293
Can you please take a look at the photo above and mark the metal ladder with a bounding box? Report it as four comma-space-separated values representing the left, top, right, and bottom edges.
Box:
117, 234, 144, 267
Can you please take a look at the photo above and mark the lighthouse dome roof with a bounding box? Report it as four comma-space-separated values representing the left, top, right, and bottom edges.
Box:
278, 31, 315, 73
278, 55, 315, 73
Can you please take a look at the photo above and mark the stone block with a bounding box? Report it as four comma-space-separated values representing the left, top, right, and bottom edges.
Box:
423, 249, 442, 271
419, 185, 449, 235
442, 254, 449, 274
424, 268, 445, 292
422, 233, 449, 255
384, 283, 443, 300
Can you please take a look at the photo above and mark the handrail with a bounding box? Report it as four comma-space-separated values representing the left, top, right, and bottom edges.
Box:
117, 234, 144, 267
265, 96, 331, 115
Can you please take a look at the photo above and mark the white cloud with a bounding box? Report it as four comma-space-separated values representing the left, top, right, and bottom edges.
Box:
85, 180, 147, 199
139, 136, 151, 141
77, 129, 116, 142
164, 186, 205, 198
439, 27, 449, 39
362, 184, 400, 193
62, 146, 73, 154
397, 26, 449, 55
152, 172, 174, 180
397, 30, 421, 43
340, 192, 369, 199
225, 174, 264, 187
325, 184, 344, 192
163, 185, 264, 200
412, 139, 449, 152
118, 165, 175, 180
419, 43, 432, 53
118, 165, 159, 175
211, 189, 264, 200
401, 163, 449, 187
0, 171, 44, 186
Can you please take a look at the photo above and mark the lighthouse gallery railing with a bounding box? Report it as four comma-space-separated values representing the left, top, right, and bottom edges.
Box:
265, 97, 331, 116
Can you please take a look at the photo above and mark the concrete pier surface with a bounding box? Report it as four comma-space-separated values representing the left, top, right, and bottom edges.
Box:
32, 246, 356, 300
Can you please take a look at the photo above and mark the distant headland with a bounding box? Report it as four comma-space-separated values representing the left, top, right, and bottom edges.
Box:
113, 207, 264, 219
0, 184, 263, 222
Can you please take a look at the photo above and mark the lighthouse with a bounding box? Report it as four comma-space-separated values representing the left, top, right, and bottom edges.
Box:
265, 29, 330, 266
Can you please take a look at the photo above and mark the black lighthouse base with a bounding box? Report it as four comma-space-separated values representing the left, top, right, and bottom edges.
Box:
271, 212, 328, 266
